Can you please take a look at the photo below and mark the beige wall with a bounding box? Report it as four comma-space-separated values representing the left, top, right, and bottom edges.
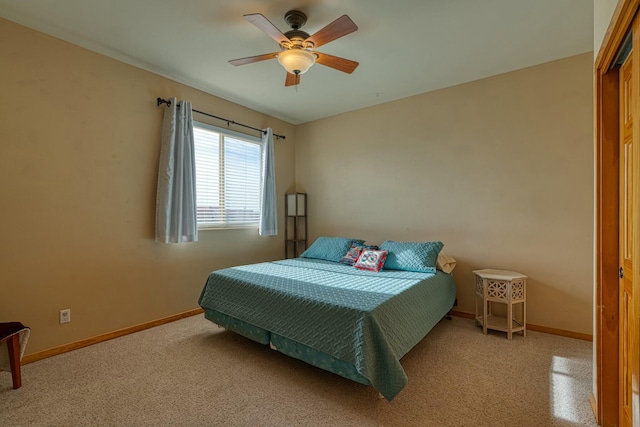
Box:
296, 53, 594, 335
0, 19, 296, 354
0, 15, 594, 355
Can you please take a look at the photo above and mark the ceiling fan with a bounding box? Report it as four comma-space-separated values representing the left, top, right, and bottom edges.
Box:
229, 10, 359, 87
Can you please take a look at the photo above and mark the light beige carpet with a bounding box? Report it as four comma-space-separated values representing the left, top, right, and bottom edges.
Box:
0, 315, 596, 426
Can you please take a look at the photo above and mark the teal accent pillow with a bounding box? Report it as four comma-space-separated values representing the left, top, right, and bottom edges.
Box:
380, 240, 444, 273
301, 237, 365, 262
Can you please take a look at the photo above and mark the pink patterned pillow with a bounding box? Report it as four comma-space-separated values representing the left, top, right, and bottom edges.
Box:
354, 250, 388, 272
340, 244, 379, 266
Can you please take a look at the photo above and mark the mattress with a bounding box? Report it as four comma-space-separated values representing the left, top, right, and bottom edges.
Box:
198, 257, 456, 400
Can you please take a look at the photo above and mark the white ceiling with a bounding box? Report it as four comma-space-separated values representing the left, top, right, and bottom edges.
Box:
0, 0, 593, 125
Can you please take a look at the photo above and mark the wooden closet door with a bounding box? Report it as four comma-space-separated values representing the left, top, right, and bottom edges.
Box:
621, 15, 640, 427
620, 45, 634, 427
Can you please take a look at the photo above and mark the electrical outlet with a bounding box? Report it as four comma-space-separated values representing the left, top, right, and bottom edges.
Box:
59, 309, 71, 324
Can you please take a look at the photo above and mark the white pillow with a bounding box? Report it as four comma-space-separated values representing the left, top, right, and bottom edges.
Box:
437, 252, 457, 274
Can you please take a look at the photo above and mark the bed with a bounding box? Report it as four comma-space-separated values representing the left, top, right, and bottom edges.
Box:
198, 240, 456, 401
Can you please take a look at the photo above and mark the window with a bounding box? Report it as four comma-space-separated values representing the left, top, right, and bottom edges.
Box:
193, 122, 261, 228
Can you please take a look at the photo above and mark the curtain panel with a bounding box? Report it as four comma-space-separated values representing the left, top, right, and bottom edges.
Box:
259, 128, 277, 236
155, 98, 198, 243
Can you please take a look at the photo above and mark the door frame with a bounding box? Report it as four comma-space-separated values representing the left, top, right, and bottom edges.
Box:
596, 1, 640, 425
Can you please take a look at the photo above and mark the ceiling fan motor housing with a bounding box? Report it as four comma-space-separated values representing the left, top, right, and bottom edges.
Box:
283, 30, 311, 48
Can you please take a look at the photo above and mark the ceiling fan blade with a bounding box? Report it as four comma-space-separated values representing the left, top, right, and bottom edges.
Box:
244, 13, 291, 45
285, 72, 300, 87
229, 52, 278, 66
315, 52, 359, 74
304, 15, 358, 48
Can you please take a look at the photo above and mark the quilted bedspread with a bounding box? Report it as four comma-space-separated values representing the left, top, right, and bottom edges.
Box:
198, 258, 456, 400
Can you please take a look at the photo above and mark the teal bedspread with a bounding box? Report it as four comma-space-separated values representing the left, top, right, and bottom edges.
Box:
198, 258, 456, 401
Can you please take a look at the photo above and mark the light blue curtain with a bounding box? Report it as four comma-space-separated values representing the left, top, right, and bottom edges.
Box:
259, 128, 277, 236
155, 97, 198, 243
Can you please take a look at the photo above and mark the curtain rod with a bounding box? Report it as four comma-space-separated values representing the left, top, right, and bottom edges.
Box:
156, 98, 285, 140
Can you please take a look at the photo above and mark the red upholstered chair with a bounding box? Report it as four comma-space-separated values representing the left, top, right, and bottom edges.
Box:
0, 322, 30, 389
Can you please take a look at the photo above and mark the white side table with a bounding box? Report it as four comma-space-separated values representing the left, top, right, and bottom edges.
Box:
474, 269, 527, 340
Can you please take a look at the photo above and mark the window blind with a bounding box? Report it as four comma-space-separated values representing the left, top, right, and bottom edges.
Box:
193, 123, 261, 228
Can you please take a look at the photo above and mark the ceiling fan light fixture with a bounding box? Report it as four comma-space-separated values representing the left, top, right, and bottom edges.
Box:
277, 49, 316, 75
